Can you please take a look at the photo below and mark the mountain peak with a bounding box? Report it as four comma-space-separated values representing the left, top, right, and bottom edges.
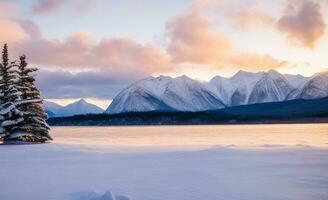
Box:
176, 75, 191, 80
77, 99, 87, 103
232, 70, 258, 79
268, 69, 279, 74
209, 75, 227, 83
46, 99, 104, 117
76, 99, 87, 104
106, 69, 327, 114
313, 70, 328, 78
265, 69, 284, 79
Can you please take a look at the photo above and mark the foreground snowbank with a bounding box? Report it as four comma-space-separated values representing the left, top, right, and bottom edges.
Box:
0, 144, 327, 200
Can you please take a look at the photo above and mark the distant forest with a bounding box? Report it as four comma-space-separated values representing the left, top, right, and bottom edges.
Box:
47, 97, 328, 126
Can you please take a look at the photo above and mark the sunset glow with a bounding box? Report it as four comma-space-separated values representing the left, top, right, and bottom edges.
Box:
1, 0, 328, 105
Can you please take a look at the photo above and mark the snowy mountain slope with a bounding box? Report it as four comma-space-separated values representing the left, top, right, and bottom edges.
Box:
207, 70, 263, 106
283, 74, 310, 88
296, 72, 328, 99
106, 76, 225, 113
283, 74, 311, 100
56, 99, 104, 117
161, 76, 225, 111
248, 70, 293, 104
206, 76, 231, 105
228, 70, 264, 106
105, 70, 326, 113
106, 76, 175, 114
106, 85, 174, 114
44, 100, 63, 117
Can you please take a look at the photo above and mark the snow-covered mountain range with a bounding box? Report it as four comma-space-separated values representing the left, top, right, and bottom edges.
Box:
105, 70, 328, 114
45, 99, 104, 117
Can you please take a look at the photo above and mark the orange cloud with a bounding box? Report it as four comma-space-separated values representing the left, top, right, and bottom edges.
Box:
2, 0, 288, 76
166, 10, 231, 65
229, 53, 287, 71
277, 0, 326, 49
0, 2, 25, 44
0, 19, 27, 44
0, 2, 171, 76
166, 8, 286, 71
229, 9, 274, 30
94, 38, 171, 73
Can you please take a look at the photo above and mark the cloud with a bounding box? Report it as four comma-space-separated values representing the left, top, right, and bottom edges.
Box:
75, 0, 101, 13
0, 12, 170, 98
277, 0, 326, 48
166, 8, 286, 71
0, 19, 27, 44
10, 27, 171, 75
166, 10, 231, 65
32, 0, 68, 14
1, 0, 291, 99
0, 1, 18, 17
228, 53, 287, 70
31, 0, 100, 14
36, 69, 141, 99
0, 8, 171, 98
229, 9, 274, 30
0, 2, 25, 44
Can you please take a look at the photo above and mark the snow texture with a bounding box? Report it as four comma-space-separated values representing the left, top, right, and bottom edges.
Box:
0, 144, 327, 200
296, 71, 328, 99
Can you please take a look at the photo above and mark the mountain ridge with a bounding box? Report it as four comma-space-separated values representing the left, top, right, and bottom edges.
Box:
106, 70, 326, 113
47, 96, 328, 126
45, 99, 104, 117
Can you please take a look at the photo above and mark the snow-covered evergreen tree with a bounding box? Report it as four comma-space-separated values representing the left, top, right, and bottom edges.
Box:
0, 44, 24, 141
14, 55, 52, 142
0, 44, 52, 143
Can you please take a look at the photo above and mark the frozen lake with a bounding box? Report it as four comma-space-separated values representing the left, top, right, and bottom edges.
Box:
1, 124, 328, 200
52, 124, 328, 148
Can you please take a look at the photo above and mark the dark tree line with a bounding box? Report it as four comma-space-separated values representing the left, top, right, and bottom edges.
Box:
0, 44, 52, 143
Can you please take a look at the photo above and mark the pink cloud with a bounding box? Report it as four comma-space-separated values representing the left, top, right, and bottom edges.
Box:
3, 0, 288, 76
166, 10, 231, 65
229, 9, 274, 30
10, 26, 171, 75
32, 0, 68, 14
166, 8, 286, 70
31, 0, 100, 14
0, 1, 18, 18
277, 0, 326, 48
0, 19, 27, 44
229, 53, 287, 71
0, 2, 25, 44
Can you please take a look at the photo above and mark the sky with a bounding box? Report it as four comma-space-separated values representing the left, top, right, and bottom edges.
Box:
0, 0, 328, 108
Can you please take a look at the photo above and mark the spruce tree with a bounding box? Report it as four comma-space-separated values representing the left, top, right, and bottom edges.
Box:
0, 59, 4, 139
0, 44, 51, 143
0, 44, 21, 104
0, 44, 24, 141
14, 55, 52, 142
0, 45, 6, 139
0, 44, 9, 105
